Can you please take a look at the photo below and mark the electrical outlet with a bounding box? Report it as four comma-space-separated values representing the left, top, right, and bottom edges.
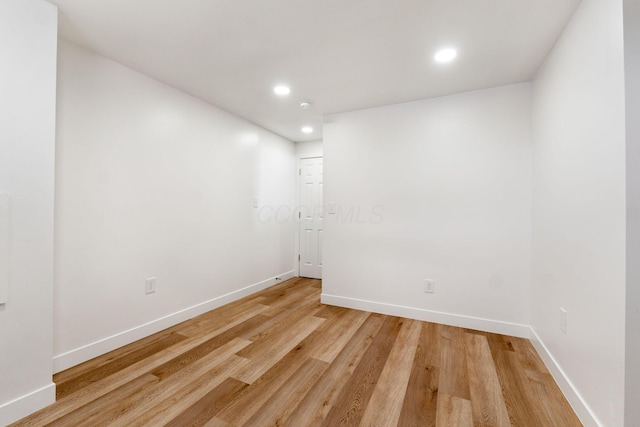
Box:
560, 307, 567, 333
145, 277, 156, 294
424, 279, 435, 294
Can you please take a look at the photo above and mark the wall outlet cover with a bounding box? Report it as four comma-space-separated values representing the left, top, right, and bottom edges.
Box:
424, 279, 435, 294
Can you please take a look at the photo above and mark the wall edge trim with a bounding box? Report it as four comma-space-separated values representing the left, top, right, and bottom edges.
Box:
0, 382, 55, 426
320, 293, 530, 338
529, 327, 602, 427
53, 271, 295, 373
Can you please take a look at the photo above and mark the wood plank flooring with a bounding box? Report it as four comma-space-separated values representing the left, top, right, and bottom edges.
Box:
11, 277, 582, 427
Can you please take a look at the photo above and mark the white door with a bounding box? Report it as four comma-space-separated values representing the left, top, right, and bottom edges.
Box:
299, 157, 323, 279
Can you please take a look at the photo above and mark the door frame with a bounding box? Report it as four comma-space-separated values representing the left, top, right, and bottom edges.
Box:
294, 153, 323, 278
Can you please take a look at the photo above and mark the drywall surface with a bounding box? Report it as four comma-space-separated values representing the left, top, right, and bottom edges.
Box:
625, 0, 640, 425
323, 83, 532, 334
296, 140, 323, 159
0, 0, 57, 424
531, 0, 626, 425
54, 41, 295, 370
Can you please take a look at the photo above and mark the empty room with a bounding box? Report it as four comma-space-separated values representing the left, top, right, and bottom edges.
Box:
1, 0, 639, 426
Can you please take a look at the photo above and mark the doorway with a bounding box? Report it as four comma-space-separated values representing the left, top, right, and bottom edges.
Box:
298, 157, 323, 279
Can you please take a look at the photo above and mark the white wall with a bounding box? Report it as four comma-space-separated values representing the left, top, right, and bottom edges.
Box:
625, 0, 640, 425
54, 41, 296, 371
531, 0, 626, 425
296, 140, 323, 159
0, 0, 58, 424
322, 83, 532, 336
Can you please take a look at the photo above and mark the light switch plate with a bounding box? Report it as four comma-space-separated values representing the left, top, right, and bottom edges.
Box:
145, 277, 156, 294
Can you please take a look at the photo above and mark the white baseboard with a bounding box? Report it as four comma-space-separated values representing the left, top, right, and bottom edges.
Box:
0, 382, 55, 426
321, 293, 530, 338
53, 271, 295, 373
528, 328, 602, 427
321, 294, 602, 426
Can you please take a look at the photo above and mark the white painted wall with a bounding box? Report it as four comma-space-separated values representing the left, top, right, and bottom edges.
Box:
296, 140, 323, 159
0, 0, 58, 424
624, 1, 640, 425
531, 0, 626, 425
322, 84, 532, 336
54, 41, 295, 372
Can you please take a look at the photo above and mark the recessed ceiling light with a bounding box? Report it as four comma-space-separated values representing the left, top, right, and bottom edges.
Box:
434, 48, 457, 63
302, 126, 313, 134
273, 85, 291, 96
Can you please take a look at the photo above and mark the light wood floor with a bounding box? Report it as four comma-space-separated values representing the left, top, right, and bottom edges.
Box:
12, 277, 582, 426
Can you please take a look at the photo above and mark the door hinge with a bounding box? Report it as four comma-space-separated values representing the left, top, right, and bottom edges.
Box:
298, 254, 300, 261
299, 168, 301, 175
298, 212, 301, 218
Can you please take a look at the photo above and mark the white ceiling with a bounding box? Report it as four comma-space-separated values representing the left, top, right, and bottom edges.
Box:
47, 0, 581, 142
